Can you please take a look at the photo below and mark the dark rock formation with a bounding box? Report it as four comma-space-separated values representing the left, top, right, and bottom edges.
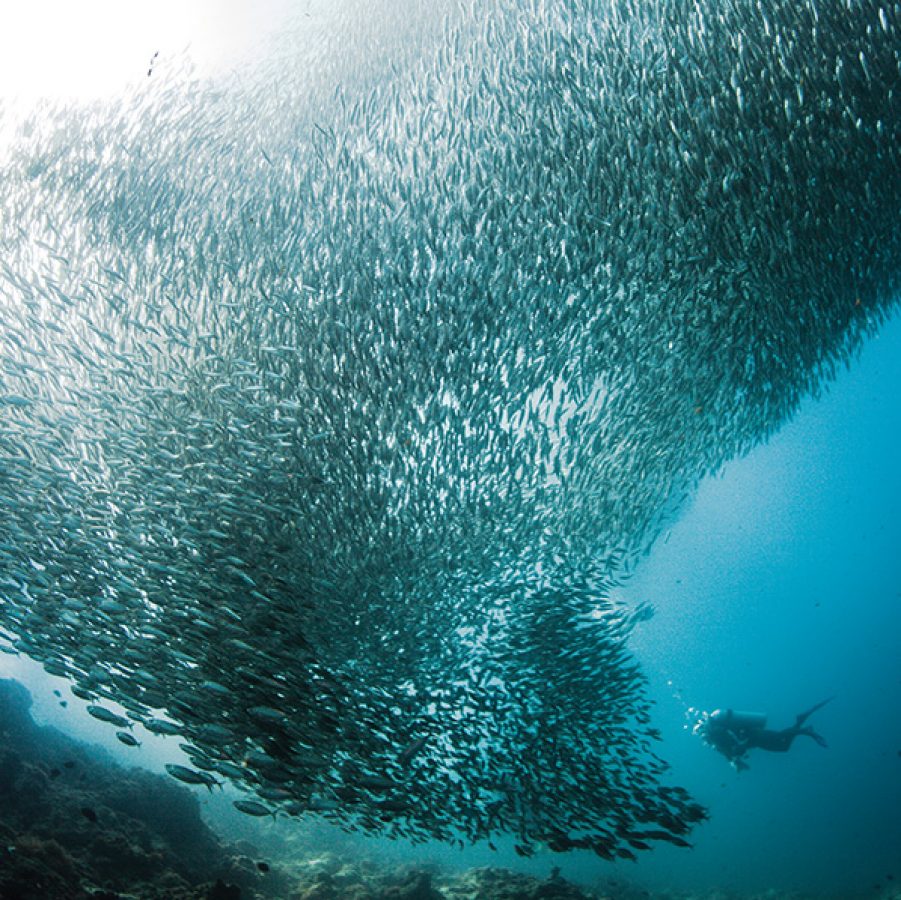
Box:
0, 678, 273, 899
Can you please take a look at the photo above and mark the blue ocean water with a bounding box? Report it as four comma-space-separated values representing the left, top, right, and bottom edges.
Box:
1, 3, 899, 897
619, 309, 901, 896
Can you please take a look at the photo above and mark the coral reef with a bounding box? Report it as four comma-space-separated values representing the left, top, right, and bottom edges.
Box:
0, 679, 264, 899
278, 860, 604, 900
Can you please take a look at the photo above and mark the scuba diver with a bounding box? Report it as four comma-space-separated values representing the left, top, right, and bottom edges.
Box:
699, 697, 833, 770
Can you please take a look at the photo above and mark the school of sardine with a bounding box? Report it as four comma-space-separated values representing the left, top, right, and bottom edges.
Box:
0, 0, 898, 858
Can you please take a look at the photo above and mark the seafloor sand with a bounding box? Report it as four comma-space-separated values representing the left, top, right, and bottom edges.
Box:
1, 678, 896, 900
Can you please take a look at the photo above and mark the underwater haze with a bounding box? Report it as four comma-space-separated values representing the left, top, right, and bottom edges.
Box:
621, 307, 901, 897
1, 1, 900, 898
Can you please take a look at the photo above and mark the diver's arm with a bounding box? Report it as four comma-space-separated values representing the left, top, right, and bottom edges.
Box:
727, 727, 751, 753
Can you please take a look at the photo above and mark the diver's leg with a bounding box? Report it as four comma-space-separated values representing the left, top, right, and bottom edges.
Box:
751, 728, 794, 752
798, 726, 828, 748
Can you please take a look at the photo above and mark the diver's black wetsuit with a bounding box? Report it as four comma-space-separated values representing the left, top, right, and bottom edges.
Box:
703, 697, 832, 768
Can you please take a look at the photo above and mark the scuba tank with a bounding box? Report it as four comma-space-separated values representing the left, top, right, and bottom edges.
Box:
710, 709, 767, 730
